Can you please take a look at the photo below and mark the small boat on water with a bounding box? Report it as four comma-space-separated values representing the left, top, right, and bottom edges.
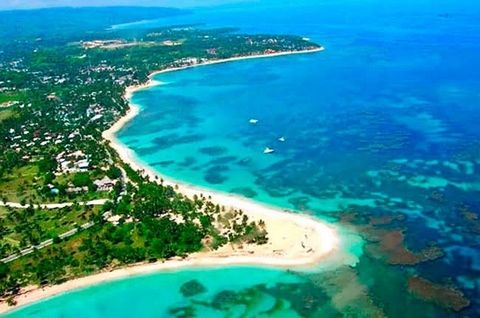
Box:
249, 118, 258, 124
264, 147, 275, 154
278, 136, 286, 142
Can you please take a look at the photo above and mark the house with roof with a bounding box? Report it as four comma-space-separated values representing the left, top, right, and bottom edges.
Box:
94, 176, 116, 192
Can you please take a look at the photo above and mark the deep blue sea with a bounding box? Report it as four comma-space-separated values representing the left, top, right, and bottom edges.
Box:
6, 0, 480, 317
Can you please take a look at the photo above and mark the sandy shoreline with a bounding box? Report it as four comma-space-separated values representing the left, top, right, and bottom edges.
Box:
124, 47, 325, 97
104, 48, 338, 267
149, 47, 324, 77
0, 48, 337, 315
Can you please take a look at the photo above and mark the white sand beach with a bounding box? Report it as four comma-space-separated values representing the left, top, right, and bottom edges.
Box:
0, 48, 338, 315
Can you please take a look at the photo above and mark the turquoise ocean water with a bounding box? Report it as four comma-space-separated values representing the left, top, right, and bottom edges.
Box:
6, 0, 480, 317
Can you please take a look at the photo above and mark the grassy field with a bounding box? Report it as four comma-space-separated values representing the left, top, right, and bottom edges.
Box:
0, 165, 39, 202
0, 91, 27, 104
0, 108, 16, 122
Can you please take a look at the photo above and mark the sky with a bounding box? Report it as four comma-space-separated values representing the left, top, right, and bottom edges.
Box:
0, 0, 249, 10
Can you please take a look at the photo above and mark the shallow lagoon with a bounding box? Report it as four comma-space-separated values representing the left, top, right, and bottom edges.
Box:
119, 1, 480, 316
4, 267, 307, 318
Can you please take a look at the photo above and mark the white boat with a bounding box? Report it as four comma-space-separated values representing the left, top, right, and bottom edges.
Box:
249, 118, 258, 124
278, 136, 285, 142
263, 147, 274, 154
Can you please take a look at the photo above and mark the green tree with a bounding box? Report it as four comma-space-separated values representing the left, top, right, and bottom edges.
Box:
106, 166, 122, 179
72, 173, 92, 187
38, 157, 57, 173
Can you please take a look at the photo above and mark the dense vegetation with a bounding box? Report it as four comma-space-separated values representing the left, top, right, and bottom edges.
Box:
0, 173, 268, 305
0, 6, 317, 306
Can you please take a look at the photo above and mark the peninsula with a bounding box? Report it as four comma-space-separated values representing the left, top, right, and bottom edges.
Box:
0, 7, 336, 314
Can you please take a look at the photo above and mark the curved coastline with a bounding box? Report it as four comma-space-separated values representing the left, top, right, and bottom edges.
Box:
106, 47, 339, 263
106, 47, 339, 264
0, 48, 338, 315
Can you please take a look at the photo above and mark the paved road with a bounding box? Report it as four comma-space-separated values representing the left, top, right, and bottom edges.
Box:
0, 199, 105, 263
1, 222, 95, 263
0, 174, 125, 263
0, 199, 108, 209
